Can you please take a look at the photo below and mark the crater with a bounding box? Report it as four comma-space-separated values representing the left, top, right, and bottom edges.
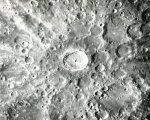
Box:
63, 50, 88, 72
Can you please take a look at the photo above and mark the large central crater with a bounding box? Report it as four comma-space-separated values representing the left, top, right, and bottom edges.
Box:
63, 50, 89, 72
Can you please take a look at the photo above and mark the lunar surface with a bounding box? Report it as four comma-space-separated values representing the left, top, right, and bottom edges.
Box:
0, 0, 150, 120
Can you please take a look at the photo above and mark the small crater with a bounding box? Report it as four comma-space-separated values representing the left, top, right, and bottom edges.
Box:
127, 22, 142, 39
116, 43, 132, 58
128, 0, 138, 4
141, 22, 150, 35
142, 8, 150, 22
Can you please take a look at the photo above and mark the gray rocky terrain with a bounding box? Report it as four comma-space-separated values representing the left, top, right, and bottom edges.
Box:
0, 0, 150, 120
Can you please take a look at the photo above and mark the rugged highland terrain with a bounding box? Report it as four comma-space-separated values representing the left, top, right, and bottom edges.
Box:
0, 0, 150, 120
